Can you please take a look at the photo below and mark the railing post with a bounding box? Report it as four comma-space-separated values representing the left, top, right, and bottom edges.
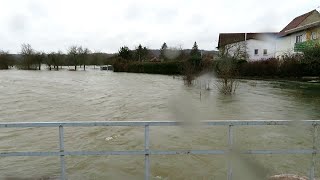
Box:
144, 125, 150, 180
227, 125, 233, 180
59, 125, 66, 180
310, 124, 317, 180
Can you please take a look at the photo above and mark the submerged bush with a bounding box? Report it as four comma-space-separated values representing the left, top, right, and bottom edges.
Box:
238, 58, 279, 77
302, 45, 320, 63
0, 51, 13, 69
279, 54, 303, 77
302, 46, 320, 76
213, 58, 239, 95
236, 52, 319, 78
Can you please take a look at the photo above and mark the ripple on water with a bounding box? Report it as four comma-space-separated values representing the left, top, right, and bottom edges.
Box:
0, 69, 320, 179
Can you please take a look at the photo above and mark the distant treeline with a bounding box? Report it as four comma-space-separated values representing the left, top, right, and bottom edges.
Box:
0, 44, 113, 71
112, 42, 214, 77
113, 42, 320, 79
1, 42, 319, 80
0, 43, 216, 73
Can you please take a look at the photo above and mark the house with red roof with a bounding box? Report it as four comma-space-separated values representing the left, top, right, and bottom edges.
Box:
218, 9, 320, 60
276, 9, 320, 57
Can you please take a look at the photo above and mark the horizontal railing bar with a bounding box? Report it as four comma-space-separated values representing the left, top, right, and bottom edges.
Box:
245, 149, 315, 154
150, 150, 226, 155
0, 151, 145, 157
0, 152, 60, 156
0, 149, 317, 157
66, 151, 146, 156
0, 120, 319, 128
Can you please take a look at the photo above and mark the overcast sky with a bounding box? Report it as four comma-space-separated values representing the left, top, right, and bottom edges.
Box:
0, 0, 319, 53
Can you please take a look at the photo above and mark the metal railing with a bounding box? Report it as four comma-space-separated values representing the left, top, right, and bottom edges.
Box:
0, 120, 319, 180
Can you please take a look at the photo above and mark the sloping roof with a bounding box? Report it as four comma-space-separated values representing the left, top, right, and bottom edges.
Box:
218, 33, 244, 48
285, 20, 320, 35
217, 33, 277, 48
278, 10, 318, 37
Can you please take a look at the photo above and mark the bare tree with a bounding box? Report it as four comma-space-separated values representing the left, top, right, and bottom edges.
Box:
91, 51, 103, 69
81, 47, 90, 71
219, 41, 248, 60
20, 44, 36, 70
214, 58, 239, 95
35, 52, 45, 70
56, 50, 64, 70
214, 41, 248, 95
67, 46, 78, 70
46, 52, 58, 70
182, 61, 196, 86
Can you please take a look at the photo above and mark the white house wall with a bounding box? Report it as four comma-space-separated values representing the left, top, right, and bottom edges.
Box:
275, 31, 307, 57
225, 39, 276, 61
222, 32, 308, 60
246, 39, 276, 60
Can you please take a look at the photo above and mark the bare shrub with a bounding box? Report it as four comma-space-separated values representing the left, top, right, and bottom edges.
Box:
182, 61, 196, 86
213, 58, 239, 95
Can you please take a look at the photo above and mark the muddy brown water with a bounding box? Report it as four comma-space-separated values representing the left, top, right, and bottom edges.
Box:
0, 67, 320, 179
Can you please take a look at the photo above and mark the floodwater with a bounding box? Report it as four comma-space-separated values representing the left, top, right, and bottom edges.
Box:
0, 67, 320, 180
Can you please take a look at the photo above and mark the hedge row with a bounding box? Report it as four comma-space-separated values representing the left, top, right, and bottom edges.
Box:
113, 61, 182, 75
237, 58, 320, 77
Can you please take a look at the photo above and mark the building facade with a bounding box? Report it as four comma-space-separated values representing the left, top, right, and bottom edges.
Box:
218, 10, 320, 61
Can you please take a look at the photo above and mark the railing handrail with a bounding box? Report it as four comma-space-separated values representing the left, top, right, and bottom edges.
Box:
0, 120, 319, 180
0, 120, 319, 128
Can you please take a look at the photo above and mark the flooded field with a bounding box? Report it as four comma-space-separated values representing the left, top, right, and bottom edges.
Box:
0, 68, 320, 179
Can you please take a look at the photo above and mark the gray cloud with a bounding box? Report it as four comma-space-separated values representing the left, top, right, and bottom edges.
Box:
8, 14, 29, 34
27, 0, 48, 18
125, 3, 178, 24
0, 0, 319, 53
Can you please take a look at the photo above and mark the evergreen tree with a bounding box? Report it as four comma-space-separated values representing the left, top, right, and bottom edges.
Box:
134, 44, 149, 61
189, 41, 202, 68
190, 41, 201, 58
118, 46, 132, 60
135, 44, 143, 61
160, 42, 168, 60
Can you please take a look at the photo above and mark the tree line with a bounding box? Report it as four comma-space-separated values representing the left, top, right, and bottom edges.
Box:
0, 44, 108, 70
117, 42, 205, 62
0, 42, 214, 71
113, 42, 214, 84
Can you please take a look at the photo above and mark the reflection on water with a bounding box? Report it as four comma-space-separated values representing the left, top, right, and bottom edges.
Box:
0, 68, 320, 179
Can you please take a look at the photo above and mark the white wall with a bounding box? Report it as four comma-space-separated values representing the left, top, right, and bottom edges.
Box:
224, 38, 276, 61
222, 32, 308, 60
275, 31, 307, 57
246, 39, 276, 60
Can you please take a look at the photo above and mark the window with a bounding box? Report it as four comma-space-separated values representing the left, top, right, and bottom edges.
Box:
263, 49, 267, 55
311, 32, 317, 40
296, 35, 302, 43
254, 49, 258, 55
